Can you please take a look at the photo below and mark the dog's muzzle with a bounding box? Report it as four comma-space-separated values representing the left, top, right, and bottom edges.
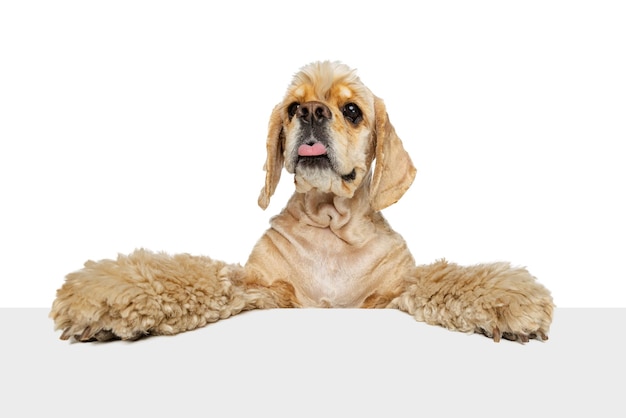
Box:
293, 101, 357, 182
294, 101, 333, 169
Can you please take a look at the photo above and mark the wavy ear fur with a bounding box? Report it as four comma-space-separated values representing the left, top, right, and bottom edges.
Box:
369, 96, 417, 211
258, 104, 284, 210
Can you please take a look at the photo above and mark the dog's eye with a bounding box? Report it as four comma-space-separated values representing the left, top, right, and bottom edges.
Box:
342, 103, 362, 124
287, 102, 300, 119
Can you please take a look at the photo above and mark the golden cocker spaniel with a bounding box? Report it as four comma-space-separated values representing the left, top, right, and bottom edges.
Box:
50, 61, 554, 343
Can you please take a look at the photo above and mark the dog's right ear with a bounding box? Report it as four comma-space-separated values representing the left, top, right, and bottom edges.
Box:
258, 104, 285, 210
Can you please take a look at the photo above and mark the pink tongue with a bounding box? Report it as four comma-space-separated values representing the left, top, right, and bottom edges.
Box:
298, 142, 327, 156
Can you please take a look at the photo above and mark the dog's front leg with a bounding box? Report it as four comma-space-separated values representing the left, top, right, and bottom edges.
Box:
389, 260, 554, 342
50, 249, 282, 341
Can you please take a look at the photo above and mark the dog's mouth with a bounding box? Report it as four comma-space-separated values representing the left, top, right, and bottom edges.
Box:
296, 143, 356, 182
297, 142, 332, 169
297, 154, 333, 170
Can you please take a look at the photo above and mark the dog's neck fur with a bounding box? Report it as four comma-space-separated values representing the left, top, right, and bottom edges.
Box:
281, 174, 381, 247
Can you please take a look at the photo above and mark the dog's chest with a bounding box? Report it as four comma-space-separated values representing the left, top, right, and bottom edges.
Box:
302, 245, 366, 307
282, 227, 398, 307
247, 201, 413, 308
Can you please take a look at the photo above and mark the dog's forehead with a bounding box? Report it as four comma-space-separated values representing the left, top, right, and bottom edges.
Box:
290, 82, 356, 102
285, 61, 373, 106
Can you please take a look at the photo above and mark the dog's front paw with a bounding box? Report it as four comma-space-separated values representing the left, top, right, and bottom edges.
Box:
473, 304, 553, 343
49, 254, 175, 342
50, 267, 160, 342
401, 261, 555, 343
469, 265, 554, 343
51, 297, 155, 342
50, 250, 263, 342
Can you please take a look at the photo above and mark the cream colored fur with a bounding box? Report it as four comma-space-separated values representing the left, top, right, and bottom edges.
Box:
50, 61, 554, 343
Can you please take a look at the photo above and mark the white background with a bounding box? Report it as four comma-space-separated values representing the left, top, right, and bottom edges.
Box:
1, 1, 624, 308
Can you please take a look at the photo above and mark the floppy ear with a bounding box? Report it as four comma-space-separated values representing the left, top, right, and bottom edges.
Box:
369, 96, 417, 211
258, 104, 285, 210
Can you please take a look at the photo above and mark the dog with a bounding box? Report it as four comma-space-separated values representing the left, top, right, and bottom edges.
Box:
50, 61, 554, 343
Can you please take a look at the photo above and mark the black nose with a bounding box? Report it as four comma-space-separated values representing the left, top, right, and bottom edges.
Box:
297, 101, 332, 125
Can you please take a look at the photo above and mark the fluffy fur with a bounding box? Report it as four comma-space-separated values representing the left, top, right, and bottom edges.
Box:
50, 61, 554, 343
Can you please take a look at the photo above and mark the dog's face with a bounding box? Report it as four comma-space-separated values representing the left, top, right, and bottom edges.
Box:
281, 62, 376, 198
259, 61, 416, 211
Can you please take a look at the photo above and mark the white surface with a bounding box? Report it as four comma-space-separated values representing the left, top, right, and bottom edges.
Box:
1, 1, 625, 308
1, 308, 624, 417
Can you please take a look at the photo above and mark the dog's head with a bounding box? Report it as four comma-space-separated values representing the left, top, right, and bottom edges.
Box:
258, 61, 416, 211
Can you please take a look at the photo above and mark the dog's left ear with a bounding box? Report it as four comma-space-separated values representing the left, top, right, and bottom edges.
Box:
258, 104, 284, 210
369, 96, 417, 211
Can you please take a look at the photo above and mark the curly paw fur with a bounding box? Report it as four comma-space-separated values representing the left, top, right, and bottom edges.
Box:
49, 249, 287, 341
389, 260, 554, 343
